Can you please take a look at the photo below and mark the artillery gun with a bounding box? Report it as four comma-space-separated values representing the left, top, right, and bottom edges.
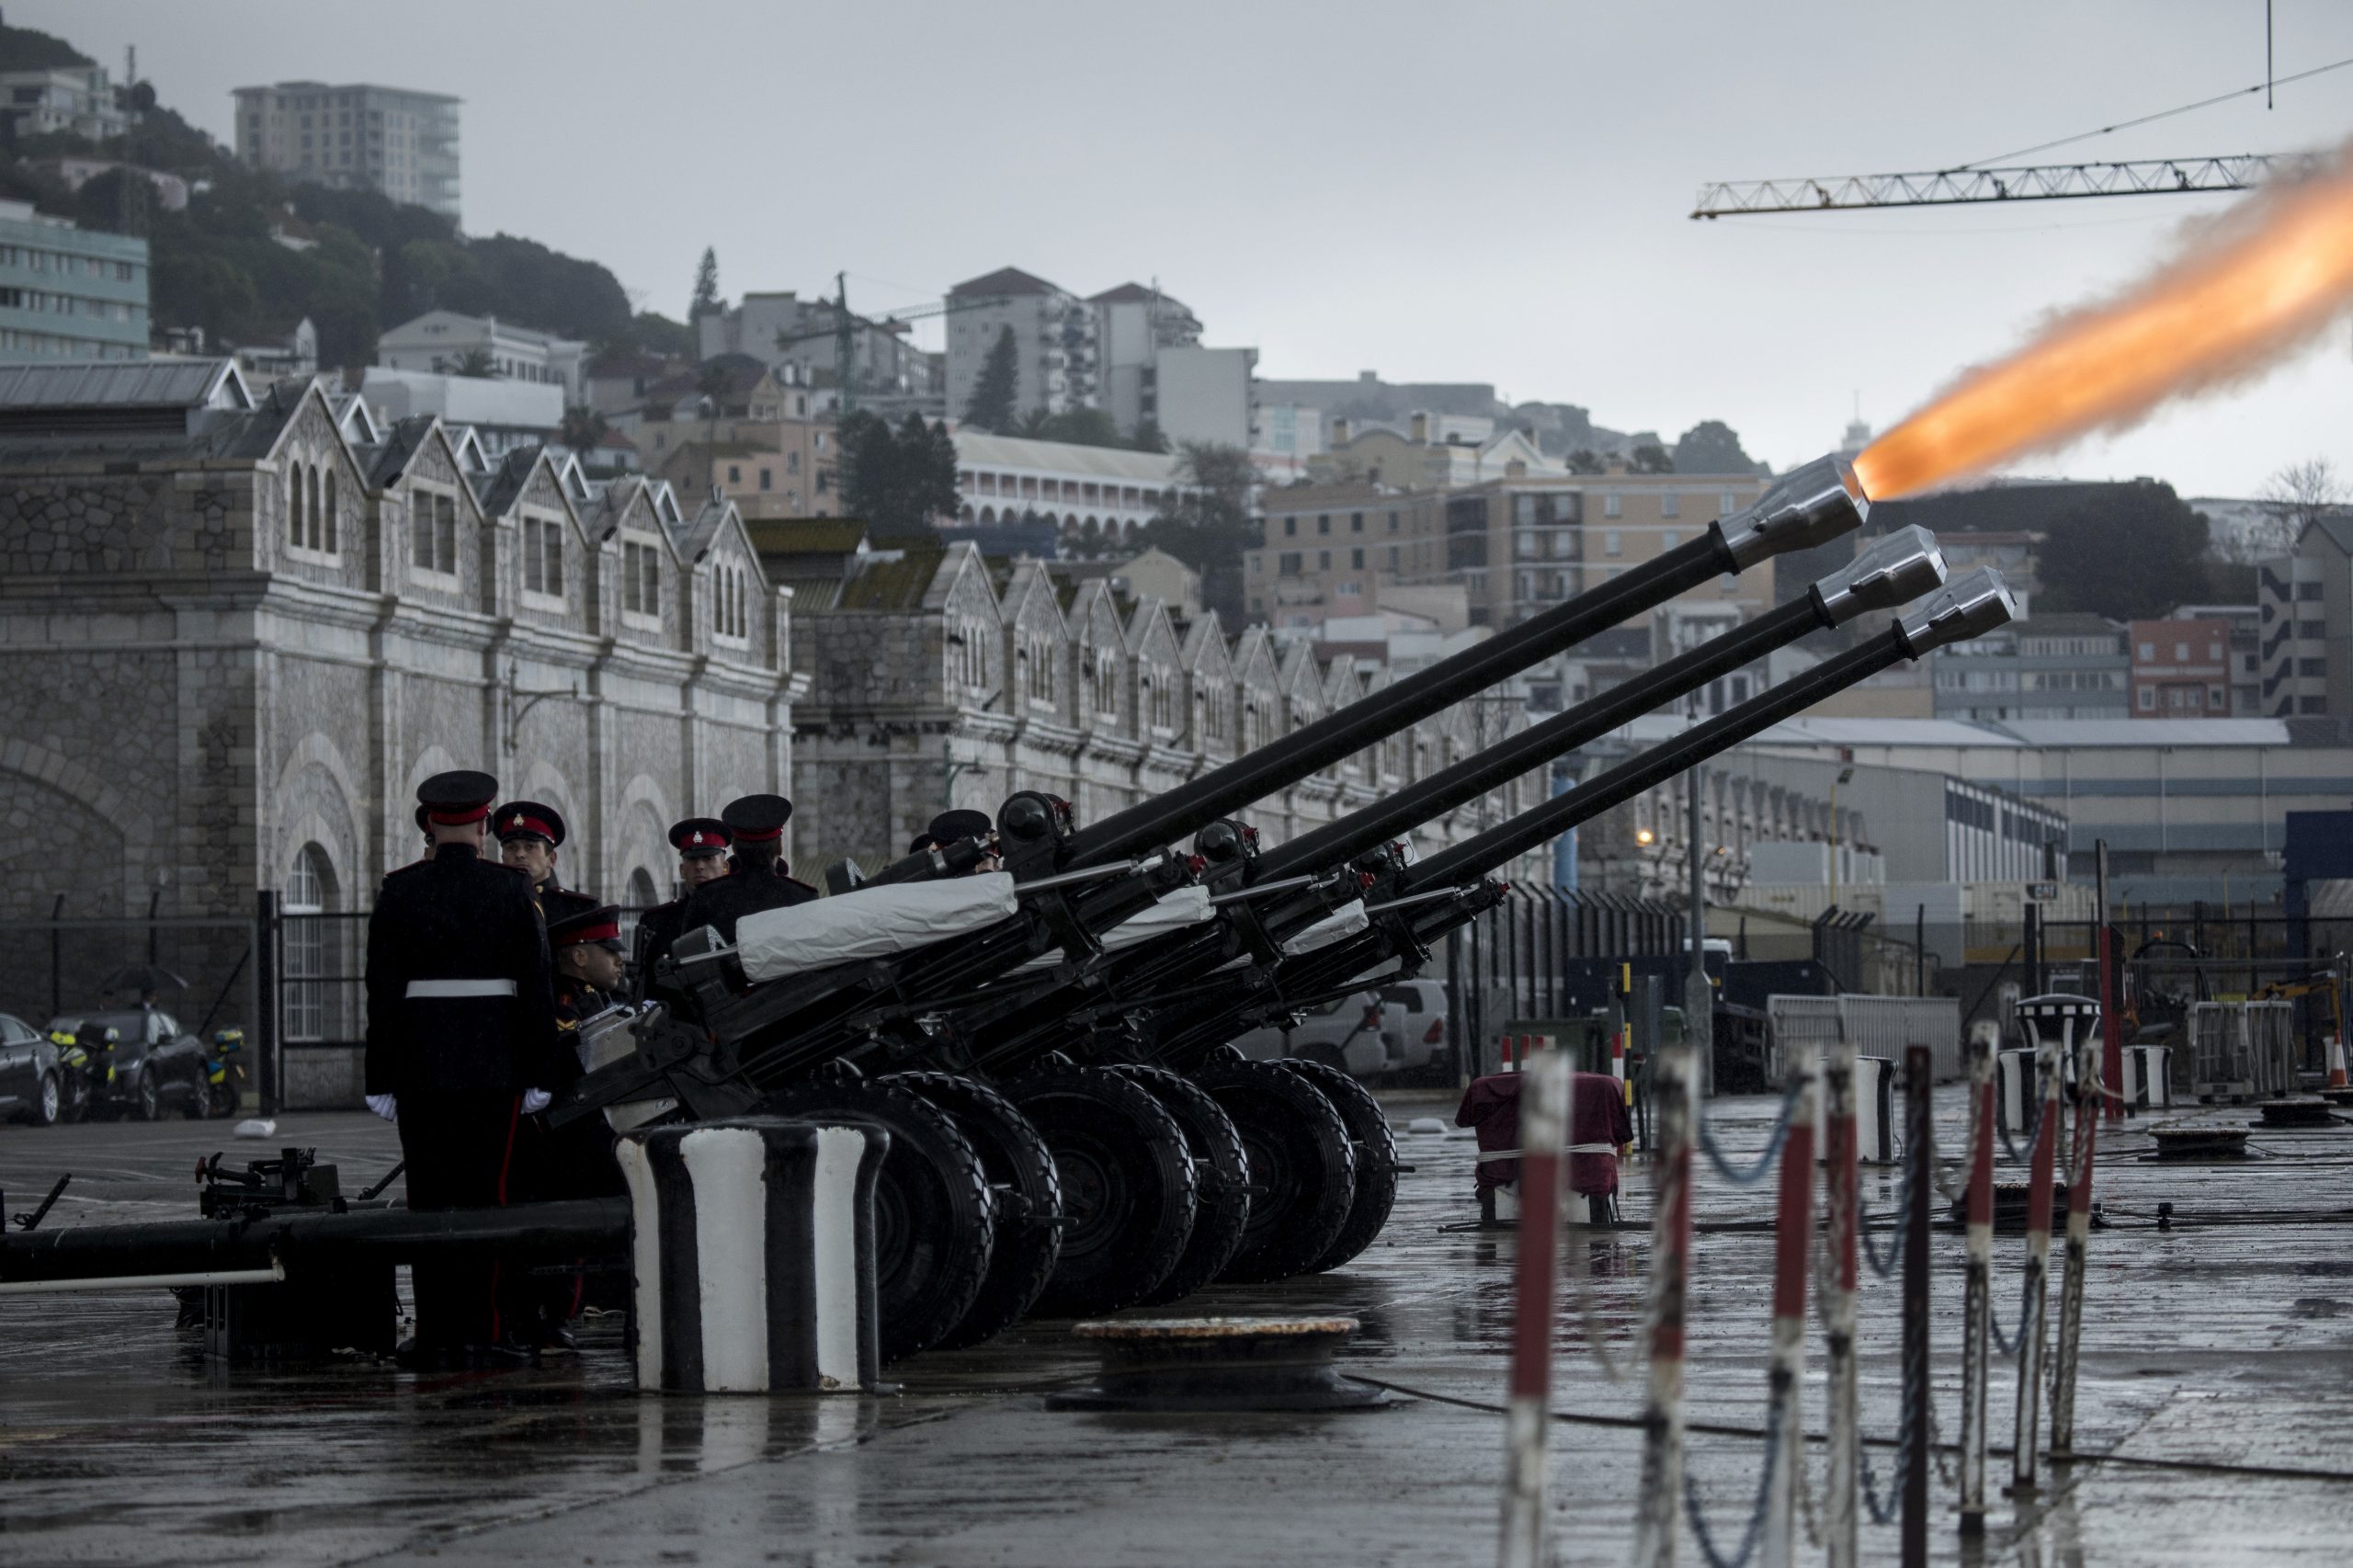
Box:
563, 460, 2018, 1361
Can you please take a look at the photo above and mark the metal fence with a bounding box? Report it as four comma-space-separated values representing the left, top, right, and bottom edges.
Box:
1441, 887, 1685, 1082
0, 913, 264, 1097
1764, 993, 1963, 1086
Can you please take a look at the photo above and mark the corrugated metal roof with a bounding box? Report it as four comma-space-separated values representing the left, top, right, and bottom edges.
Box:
0, 358, 247, 411
952, 429, 1185, 484
1996, 718, 2296, 746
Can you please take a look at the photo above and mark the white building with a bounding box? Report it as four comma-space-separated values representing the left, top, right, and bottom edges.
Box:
0, 62, 127, 142
1154, 345, 1257, 450
951, 429, 1190, 544
376, 310, 586, 403
354, 367, 564, 458
696, 290, 933, 403
2258, 517, 2353, 719
1089, 282, 1201, 434
233, 81, 461, 221
945, 267, 1096, 420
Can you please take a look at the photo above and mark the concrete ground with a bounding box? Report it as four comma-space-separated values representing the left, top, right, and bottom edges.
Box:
1, 1085, 2349, 1566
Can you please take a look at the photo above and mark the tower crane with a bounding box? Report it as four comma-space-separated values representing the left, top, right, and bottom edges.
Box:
770, 274, 1004, 415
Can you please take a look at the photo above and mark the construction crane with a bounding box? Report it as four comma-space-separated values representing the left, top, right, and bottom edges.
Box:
1690, 152, 2315, 219
770, 274, 1004, 415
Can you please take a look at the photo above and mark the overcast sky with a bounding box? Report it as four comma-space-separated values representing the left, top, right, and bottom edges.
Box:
25, 0, 2353, 496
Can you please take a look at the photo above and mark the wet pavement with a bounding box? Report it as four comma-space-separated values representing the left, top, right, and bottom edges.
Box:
2, 1087, 2349, 1565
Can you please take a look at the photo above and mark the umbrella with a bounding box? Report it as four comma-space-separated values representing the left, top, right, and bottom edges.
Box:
101, 963, 189, 995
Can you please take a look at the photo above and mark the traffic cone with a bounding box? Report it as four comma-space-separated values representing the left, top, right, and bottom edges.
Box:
2326, 1035, 2348, 1090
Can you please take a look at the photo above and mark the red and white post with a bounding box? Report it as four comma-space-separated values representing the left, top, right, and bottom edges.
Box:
1821, 1025, 1861, 1568
1760, 1051, 1817, 1568
1959, 1021, 1999, 1536
2009, 1025, 2063, 1494
2052, 1005, 2102, 1457
1631, 1031, 1697, 1568
1499, 1048, 1572, 1568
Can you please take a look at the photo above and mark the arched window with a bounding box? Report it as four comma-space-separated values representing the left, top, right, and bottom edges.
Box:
323, 469, 338, 553
283, 844, 335, 1041
622, 867, 660, 945
306, 466, 324, 551
288, 465, 304, 547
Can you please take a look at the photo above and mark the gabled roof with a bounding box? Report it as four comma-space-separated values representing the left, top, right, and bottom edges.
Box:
952, 429, 1185, 484
834, 538, 951, 612
362, 415, 440, 487
746, 518, 869, 558
0, 357, 253, 413
949, 266, 1064, 299
676, 492, 737, 561
1087, 282, 1158, 304
2302, 516, 2353, 557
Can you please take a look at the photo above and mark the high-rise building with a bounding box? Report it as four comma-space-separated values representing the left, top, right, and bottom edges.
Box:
2259, 517, 2353, 719
945, 267, 1096, 420
0, 199, 150, 362
232, 82, 460, 221
1089, 282, 1199, 434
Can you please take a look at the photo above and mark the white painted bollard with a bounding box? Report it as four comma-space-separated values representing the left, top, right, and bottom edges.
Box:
1499, 1050, 1572, 1568
616, 1119, 887, 1393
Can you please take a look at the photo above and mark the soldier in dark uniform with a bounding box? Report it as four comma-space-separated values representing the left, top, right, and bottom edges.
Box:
928, 809, 1001, 874
494, 800, 598, 924
631, 817, 733, 1004
676, 793, 818, 943
364, 770, 562, 1362
531, 902, 632, 1345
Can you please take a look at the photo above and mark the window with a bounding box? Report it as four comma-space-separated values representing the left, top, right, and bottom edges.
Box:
1279, 551, 1301, 575
284, 846, 336, 1042
2138, 642, 2154, 659
1721, 491, 1738, 515
434, 493, 457, 574
1317, 515, 1331, 535
2298, 582, 2323, 600
1661, 530, 1678, 549
1660, 492, 1680, 518
307, 467, 323, 551
323, 470, 337, 552
1350, 511, 1364, 533
1318, 551, 1331, 570
787, 451, 801, 475
759, 468, 772, 491
1603, 494, 1622, 518
2138, 687, 2155, 710
1387, 509, 1400, 533
727, 465, 741, 484
1387, 545, 1400, 570
2302, 695, 2327, 713
1283, 517, 1296, 537
1604, 529, 1622, 557
2174, 642, 2189, 661
2300, 619, 2325, 639
624, 540, 662, 619
2300, 657, 2326, 676
2208, 642, 2222, 660
1351, 548, 1364, 569
2210, 686, 2226, 706
288, 464, 305, 546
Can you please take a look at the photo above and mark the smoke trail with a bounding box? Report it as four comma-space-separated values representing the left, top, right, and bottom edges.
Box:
1854, 144, 2353, 501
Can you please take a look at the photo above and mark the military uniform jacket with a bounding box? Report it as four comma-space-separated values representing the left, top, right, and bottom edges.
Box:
364, 843, 561, 1098
537, 881, 600, 926
551, 974, 616, 1086
631, 898, 689, 1003
676, 859, 819, 945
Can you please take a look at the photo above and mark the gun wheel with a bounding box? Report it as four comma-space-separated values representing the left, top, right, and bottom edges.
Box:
756, 1078, 995, 1363
1114, 1065, 1252, 1306
888, 1072, 1063, 1351
1279, 1058, 1400, 1274
1005, 1065, 1197, 1318
1193, 1057, 1356, 1283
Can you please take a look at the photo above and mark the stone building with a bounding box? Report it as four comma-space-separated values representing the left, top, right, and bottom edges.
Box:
0, 359, 798, 1103
768, 523, 1549, 881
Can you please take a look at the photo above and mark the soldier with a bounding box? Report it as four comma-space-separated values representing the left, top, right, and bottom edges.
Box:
494, 800, 598, 924
676, 793, 817, 944
363, 769, 561, 1364
631, 816, 733, 1004
928, 808, 1001, 874
532, 902, 631, 1346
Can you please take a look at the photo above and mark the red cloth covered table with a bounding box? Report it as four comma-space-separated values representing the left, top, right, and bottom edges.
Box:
1454, 1069, 1631, 1198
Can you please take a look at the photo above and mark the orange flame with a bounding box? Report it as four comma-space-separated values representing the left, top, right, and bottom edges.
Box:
1854, 147, 2353, 502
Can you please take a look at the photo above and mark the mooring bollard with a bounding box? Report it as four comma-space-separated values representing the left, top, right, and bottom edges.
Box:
1821, 1026, 1860, 1568
2049, 1000, 2103, 1457
2008, 1027, 2063, 1493
1498, 1049, 1571, 1568
1902, 1045, 1932, 1568
1631, 1035, 1697, 1568
616, 1118, 887, 1394
1760, 1051, 1817, 1568
1959, 1021, 1998, 1537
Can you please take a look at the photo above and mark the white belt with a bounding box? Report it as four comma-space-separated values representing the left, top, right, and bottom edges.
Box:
405, 979, 518, 1000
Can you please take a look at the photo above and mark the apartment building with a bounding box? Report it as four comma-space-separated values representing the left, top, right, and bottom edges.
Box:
2173, 601, 2261, 713
945, 267, 1096, 419
1091, 282, 1201, 434
2129, 616, 2234, 719
1929, 613, 2130, 723
2258, 518, 2353, 718
696, 291, 934, 403
0, 200, 149, 362
1, 62, 127, 142
233, 82, 461, 220
634, 364, 835, 518
376, 310, 586, 402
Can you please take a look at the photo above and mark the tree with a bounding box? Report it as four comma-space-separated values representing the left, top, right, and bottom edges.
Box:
2033, 482, 2212, 620
559, 404, 609, 453
1567, 449, 1605, 475
962, 325, 1020, 433
1014, 407, 1054, 439
1034, 407, 1123, 449
1671, 420, 1758, 475
2260, 458, 2346, 535
1630, 442, 1675, 474
689, 246, 722, 322
443, 347, 497, 378
840, 411, 961, 534
1131, 419, 1169, 454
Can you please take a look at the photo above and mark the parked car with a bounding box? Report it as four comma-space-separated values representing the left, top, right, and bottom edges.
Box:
1377, 979, 1452, 1076
1232, 988, 1403, 1079
0, 1011, 74, 1126
43, 1007, 210, 1121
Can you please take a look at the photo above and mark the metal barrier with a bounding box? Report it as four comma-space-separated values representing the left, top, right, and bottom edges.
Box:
1838, 996, 1961, 1082
2189, 999, 2300, 1100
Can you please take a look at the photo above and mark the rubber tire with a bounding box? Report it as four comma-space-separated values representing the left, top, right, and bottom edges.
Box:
134, 1071, 161, 1122
1279, 1058, 1401, 1274
756, 1078, 995, 1363
184, 1075, 212, 1120
1005, 1065, 1196, 1318
1194, 1056, 1356, 1284
888, 1072, 1063, 1351
31, 1073, 60, 1128
1115, 1065, 1253, 1306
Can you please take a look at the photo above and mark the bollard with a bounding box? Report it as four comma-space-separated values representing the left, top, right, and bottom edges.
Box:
616, 1118, 888, 1393
2007, 1027, 2063, 1493
1631, 1034, 1696, 1568
1821, 1025, 1861, 1568
2050, 1002, 2102, 1456
1759, 1050, 1817, 1568
1958, 1021, 1998, 1537
1498, 1050, 1572, 1568
1901, 1045, 1932, 1568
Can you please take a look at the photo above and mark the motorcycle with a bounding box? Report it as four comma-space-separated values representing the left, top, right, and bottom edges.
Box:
43, 1023, 117, 1124
190, 1028, 246, 1119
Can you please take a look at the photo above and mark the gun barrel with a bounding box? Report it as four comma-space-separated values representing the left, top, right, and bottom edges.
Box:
1060, 455, 1870, 869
